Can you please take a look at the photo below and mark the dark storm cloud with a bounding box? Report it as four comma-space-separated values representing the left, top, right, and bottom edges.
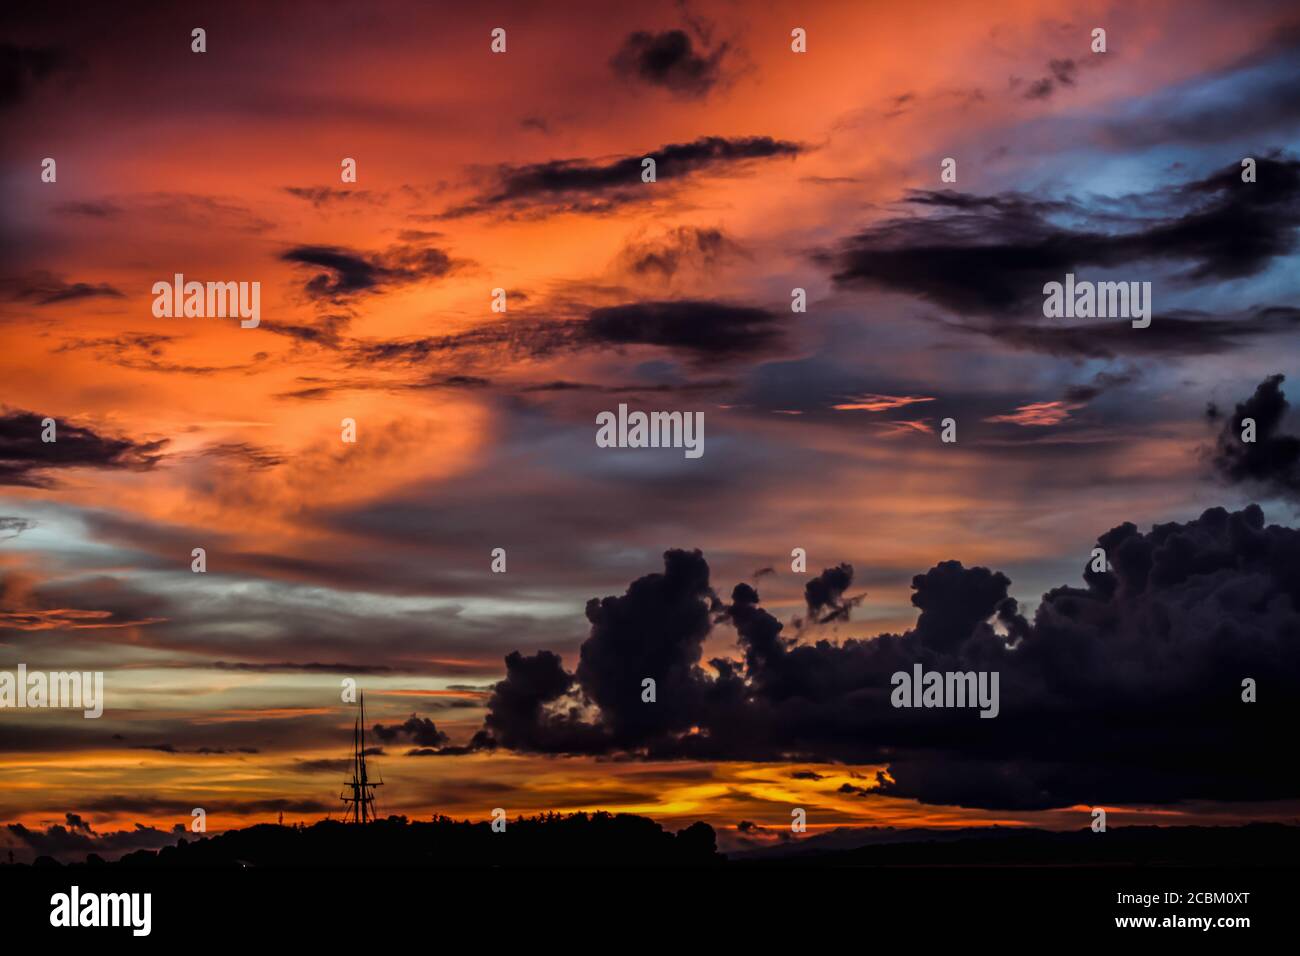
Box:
471, 505, 1300, 810
484, 650, 598, 754
0, 408, 166, 488
1172, 156, 1300, 278
280, 246, 390, 297
502, 136, 799, 196
610, 29, 728, 97
0, 271, 124, 305
575, 549, 718, 749
1207, 374, 1300, 499
446, 136, 803, 217
946, 306, 1300, 359
585, 300, 783, 362
280, 242, 461, 301
482, 551, 722, 755
816, 156, 1300, 315
802, 563, 859, 623
371, 714, 450, 748
907, 561, 1018, 654
349, 298, 784, 367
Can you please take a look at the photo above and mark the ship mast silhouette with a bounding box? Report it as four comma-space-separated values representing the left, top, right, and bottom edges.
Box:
340, 692, 383, 823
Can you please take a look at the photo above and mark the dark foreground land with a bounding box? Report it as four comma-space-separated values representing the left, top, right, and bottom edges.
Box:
7, 813, 1300, 869
1, 816, 1292, 941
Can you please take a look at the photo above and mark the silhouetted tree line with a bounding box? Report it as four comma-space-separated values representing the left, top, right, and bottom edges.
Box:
14, 818, 1299, 869
21, 812, 721, 868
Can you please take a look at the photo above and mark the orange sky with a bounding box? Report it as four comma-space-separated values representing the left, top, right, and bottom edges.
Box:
3, 0, 1300, 858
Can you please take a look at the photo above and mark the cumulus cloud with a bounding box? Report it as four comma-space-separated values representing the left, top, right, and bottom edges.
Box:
1207, 374, 1300, 499
803, 563, 860, 623
470, 505, 1300, 810
371, 714, 450, 748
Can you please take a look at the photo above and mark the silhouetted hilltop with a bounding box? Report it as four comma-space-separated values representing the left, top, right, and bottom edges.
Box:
21, 812, 720, 868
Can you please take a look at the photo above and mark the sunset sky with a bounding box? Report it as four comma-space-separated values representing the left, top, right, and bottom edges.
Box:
3, 0, 1299, 861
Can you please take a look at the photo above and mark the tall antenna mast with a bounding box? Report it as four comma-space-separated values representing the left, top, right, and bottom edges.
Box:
340, 692, 383, 823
